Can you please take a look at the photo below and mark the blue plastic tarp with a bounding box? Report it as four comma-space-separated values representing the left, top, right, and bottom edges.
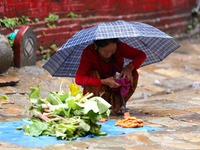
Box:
0, 119, 163, 148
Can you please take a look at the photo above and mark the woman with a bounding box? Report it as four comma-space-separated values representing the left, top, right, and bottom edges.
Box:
75, 38, 146, 116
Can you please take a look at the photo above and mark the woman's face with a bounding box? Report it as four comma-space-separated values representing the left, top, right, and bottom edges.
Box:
97, 43, 117, 60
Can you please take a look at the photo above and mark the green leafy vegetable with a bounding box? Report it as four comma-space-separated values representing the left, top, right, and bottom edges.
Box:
18, 83, 111, 140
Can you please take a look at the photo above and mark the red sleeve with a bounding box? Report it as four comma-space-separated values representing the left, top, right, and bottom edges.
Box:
119, 42, 146, 69
75, 49, 101, 88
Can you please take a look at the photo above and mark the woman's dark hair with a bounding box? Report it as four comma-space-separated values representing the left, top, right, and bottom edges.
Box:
94, 38, 119, 48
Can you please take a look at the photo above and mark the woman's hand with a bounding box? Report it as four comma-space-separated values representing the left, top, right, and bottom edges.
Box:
101, 77, 121, 88
119, 64, 134, 83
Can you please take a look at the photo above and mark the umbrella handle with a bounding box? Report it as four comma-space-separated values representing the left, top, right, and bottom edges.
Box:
121, 96, 128, 112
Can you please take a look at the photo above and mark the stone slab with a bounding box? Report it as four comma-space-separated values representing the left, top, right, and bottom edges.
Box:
173, 133, 200, 142
155, 76, 194, 90
0, 86, 17, 94
0, 76, 19, 86
154, 69, 186, 77
184, 74, 200, 81
145, 117, 195, 127
161, 142, 200, 149
138, 71, 169, 86
147, 109, 193, 117
0, 105, 24, 116
0, 98, 14, 105
125, 145, 166, 150
127, 104, 168, 113
182, 107, 200, 114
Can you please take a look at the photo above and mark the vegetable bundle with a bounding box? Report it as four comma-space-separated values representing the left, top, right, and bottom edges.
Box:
114, 117, 144, 128
17, 83, 111, 140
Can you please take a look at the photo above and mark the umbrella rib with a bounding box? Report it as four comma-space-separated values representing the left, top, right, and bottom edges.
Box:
135, 37, 163, 61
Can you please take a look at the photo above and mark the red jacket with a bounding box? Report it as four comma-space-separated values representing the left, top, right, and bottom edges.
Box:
75, 41, 146, 88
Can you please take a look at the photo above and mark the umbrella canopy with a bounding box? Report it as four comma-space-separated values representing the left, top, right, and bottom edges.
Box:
43, 20, 180, 77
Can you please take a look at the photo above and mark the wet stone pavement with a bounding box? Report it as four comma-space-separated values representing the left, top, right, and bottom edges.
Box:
0, 39, 200, 149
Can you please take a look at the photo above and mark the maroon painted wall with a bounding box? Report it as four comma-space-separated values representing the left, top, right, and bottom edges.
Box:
0, 0, 197, 58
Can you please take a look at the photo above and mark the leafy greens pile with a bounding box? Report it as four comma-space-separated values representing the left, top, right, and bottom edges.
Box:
17, 83, 111, 140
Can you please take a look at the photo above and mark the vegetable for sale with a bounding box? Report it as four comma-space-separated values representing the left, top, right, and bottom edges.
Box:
17, 83, 111, 140
114, 117, 144, 128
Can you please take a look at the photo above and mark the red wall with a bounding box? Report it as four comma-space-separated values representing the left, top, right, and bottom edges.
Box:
0, 0, 197, 58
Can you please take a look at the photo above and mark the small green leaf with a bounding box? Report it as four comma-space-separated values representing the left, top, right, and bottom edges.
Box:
28, 122, 48, 137
1, 95, 8, 99
29, 85, 41, 104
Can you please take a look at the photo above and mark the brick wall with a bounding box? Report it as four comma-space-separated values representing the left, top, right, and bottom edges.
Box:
0, 0, 197, 59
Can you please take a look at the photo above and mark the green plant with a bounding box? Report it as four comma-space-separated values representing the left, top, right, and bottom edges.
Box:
187, 8, 199, 34
45, 13, 59, 23
0, 17, 19, 30
193, 17, 198, 26
42, 31, 46, 37
67, 12, 82, 18
35, 18, 39, 23
19, 15, 32, 25
4, 36, 14, 50
0, 16, 40, 29
47, 23, 56, 29
8, 39, 14, 50
39, 46, 44, 54
50, 44, 57, 52
42, 50, 51, 61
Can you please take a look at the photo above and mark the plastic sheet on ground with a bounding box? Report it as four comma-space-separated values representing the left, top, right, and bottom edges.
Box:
0, 119, 164, 148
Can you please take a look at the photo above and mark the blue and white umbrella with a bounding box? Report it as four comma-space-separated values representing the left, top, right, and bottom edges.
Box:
43, 20, 180, 77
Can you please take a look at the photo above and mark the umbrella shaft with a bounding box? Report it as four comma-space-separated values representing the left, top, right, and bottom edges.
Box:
122, 96, 127, 112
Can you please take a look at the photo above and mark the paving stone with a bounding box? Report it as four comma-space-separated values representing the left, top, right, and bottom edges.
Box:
173, 133, 200, 142
142, 122, 163, 127
132, 98, 198, 110
0, 109, 22, 116
147, 134, 184, 143
49, 77, 73, 85
138, 71, 169, 86
0, 141, 28, 149
0, 104, 24, 110
170, 114, 200, 125
127, 103, 168, 113
45, 135, 139, 150
184, 74, 200, 81
0, 75, 19, 86
0, 97, 14, 105
127, 132, 156, 145
3, 117, 25, 122
154, 69, 187, 77
139, 85, 165, 94
128, 97, 168, 104
161, 142, 200, 149
0, 105, 24, 116
0, 110, 15, 117
0, 86, 17, 94
130, 88, 152, 99
147, 109, 193, 117
145, 117, 195, 127
155, 76, 194, 91
45, 141, 91, 150
189, 101, 200, 106
124, 145, 167, 150
157, 93, 200, 102
6, 94, 30, 108
81, 135, 139, 148
139, 65, 161, 71
182, 107, 200, 114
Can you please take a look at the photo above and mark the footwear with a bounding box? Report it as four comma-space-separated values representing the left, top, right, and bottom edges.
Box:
118, 108, 130, 114
110, 112, 124, 116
